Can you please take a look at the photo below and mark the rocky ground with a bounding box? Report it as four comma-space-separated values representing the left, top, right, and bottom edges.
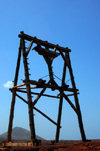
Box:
0, 140, 100, 150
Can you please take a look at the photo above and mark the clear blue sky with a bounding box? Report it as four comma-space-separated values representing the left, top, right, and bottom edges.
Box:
0, 0, 100, 140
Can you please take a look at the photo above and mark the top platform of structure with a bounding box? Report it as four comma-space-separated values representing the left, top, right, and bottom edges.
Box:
18, 31, 71, 53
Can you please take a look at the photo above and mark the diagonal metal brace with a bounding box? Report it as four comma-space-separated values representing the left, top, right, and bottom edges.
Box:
16, 93, 61, 128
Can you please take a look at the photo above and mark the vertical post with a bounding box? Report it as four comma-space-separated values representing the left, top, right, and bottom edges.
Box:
67, 52, 86, 141
8, 39, 22, 141
56, 53, 67, 142
21, 34, 36, 144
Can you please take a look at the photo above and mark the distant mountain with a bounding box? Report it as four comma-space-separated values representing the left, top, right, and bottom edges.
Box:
0, 127, 44, 141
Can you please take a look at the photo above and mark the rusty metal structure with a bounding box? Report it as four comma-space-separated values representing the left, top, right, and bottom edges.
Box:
8, 31, 86, 144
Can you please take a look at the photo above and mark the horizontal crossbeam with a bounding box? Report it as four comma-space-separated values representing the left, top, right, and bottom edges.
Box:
11, 89, 60, 99
11, 84, 26, 89
18, 32, 71, 53
23, 80, 79, 92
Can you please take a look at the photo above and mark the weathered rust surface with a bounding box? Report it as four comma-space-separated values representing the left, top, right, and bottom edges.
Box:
8, 39, 22, 141
8, 31, 86, 144
66, 53, 86, 141
22, 37, 36, 143
56, 53, 67, 142
19, 32, 71, 53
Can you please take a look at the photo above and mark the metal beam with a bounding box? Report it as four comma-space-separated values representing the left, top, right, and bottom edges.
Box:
32, 81, 50, 106
56, 52, 67, 142
15, 89, 60, 99
67, 53, 86, 142
8, 39, 22, 141
19, 32, 71, 53
22, 38, 36, 143
63, 93, 78, 114
26, 40, 34, 56
23, 79, 79, 92
16, 93, 61, 128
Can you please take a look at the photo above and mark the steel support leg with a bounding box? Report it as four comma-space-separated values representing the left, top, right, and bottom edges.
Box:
8, 40, 22, 141
22, 36, 36, 144
56, 53, 67, 142
67, 53, 86, 142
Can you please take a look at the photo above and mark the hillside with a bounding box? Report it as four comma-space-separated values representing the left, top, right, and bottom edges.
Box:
0, 127, 44, 141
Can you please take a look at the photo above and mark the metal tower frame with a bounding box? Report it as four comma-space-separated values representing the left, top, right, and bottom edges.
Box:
8, 31, 86, 144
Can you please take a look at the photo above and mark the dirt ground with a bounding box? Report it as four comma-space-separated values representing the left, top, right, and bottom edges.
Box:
0, 139, 100, 151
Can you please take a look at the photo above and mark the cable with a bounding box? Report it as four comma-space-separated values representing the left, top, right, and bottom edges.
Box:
40, 75, 49, 79
53, 74, 62, 81
40, 74, 70, 84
